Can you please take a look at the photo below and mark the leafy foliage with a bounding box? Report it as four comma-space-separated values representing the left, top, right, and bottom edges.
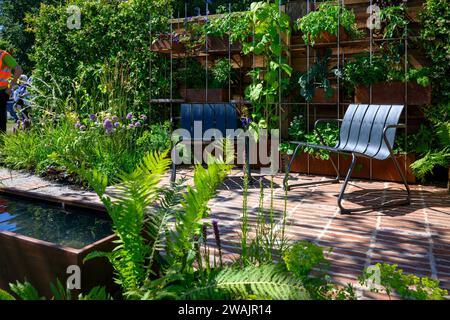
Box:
341, 51, 430, 89
0, 289, 15, 300
206, 1, 292, 130
1, 280, 112, 300
167, 159, 233, 274
411, 104, 450, 181
0, 0, 61, 71
25, 0, 171, 115
419, 0, 450, 101
360, 263, 448, 300
171, 0, 252, 16
82, 151, 232, 299
411, 120, 450, 180
284, 241, 327, 280
283, 241, 355, 300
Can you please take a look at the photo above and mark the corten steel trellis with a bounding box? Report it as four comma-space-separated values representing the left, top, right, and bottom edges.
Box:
149, 0, 411, 180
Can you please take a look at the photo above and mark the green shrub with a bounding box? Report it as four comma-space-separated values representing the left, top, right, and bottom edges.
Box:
420, 0, 450, 101
136, 121, 172, 154
25, 0, 171, 115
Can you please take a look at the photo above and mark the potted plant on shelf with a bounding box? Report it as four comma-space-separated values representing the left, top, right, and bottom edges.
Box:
341, 3, 432, 105
151, 32, 190, 54
340, 52, 432, 105
298, 48, 338, 103
177, 58, 235, 102
295, 2, 363, 47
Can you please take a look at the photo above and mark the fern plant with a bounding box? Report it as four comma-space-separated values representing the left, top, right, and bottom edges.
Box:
181, 264, 310, 300
82, 151, 172, 294
81, 151, 232, 299
165, 159, 233, 275
411, 120, 450, 181
0, 280, 111, 300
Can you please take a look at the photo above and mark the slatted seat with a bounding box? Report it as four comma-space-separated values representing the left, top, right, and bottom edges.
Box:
284, 104, 411, 214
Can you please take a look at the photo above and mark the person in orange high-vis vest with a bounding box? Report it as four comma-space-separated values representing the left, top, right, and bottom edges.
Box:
0, 49, 23, 133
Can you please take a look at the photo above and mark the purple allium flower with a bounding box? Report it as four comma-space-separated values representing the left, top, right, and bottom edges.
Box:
212, 220, 223, 266
114, 122, 120, 128
103, 119, 113, 133
75, 121, 82, 129
140, 114, 148, 121
16, 119, 21, 124
128, 124, 134, 129
89, 114, 97, 121
126, 112, 133, 120
241, 117, 253, 127
80, 125, 87, 131
112, 115, 119, 122
134, 121, 141, 127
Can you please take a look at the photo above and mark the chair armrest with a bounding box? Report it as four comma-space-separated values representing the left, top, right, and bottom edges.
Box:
382, 124, 406, 151
384, 124, 406, 130
314, 118, 343, 130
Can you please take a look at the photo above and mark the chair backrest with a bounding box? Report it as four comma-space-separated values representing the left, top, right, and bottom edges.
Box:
337, 104, 404, 160
180, 103, 238, 139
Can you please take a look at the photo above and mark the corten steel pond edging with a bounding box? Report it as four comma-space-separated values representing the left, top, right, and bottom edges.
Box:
0, 187, 116, 298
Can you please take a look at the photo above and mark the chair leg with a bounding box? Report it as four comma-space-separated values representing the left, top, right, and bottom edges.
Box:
170, 162, 176, 183
338, 153, 411, 214
283, 143, 302, 191
389, 153, 411, 205
284, 145, 340, 191
338, 153, 357, 214
245, 136, 251, 180
170, 139, 183, 184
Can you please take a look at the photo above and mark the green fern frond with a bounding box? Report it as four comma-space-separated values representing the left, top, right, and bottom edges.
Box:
169, 160, 232, 272
78, 286, 113, 300
183, 264, 310, 300
436, 122, 450, 147
411, 149, 450, 180
79, 151, 173, 293
9, 281, 45, 300
0, 289, 15, 300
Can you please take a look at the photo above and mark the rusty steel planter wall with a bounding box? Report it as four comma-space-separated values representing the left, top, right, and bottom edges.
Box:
0, 190, 116, 298
0, 230, 116, 298
282, 152, 416, 184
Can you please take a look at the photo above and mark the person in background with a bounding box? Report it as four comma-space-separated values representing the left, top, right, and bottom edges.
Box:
0, 49, 23, 133
13, 75, 30, 120
6, 96, 18, 122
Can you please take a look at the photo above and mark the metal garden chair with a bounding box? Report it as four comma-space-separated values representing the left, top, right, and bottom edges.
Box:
171, 103, 250, 182
284, 104, 411, 214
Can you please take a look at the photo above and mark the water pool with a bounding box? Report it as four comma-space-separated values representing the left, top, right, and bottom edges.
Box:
0, 194, 112, 249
